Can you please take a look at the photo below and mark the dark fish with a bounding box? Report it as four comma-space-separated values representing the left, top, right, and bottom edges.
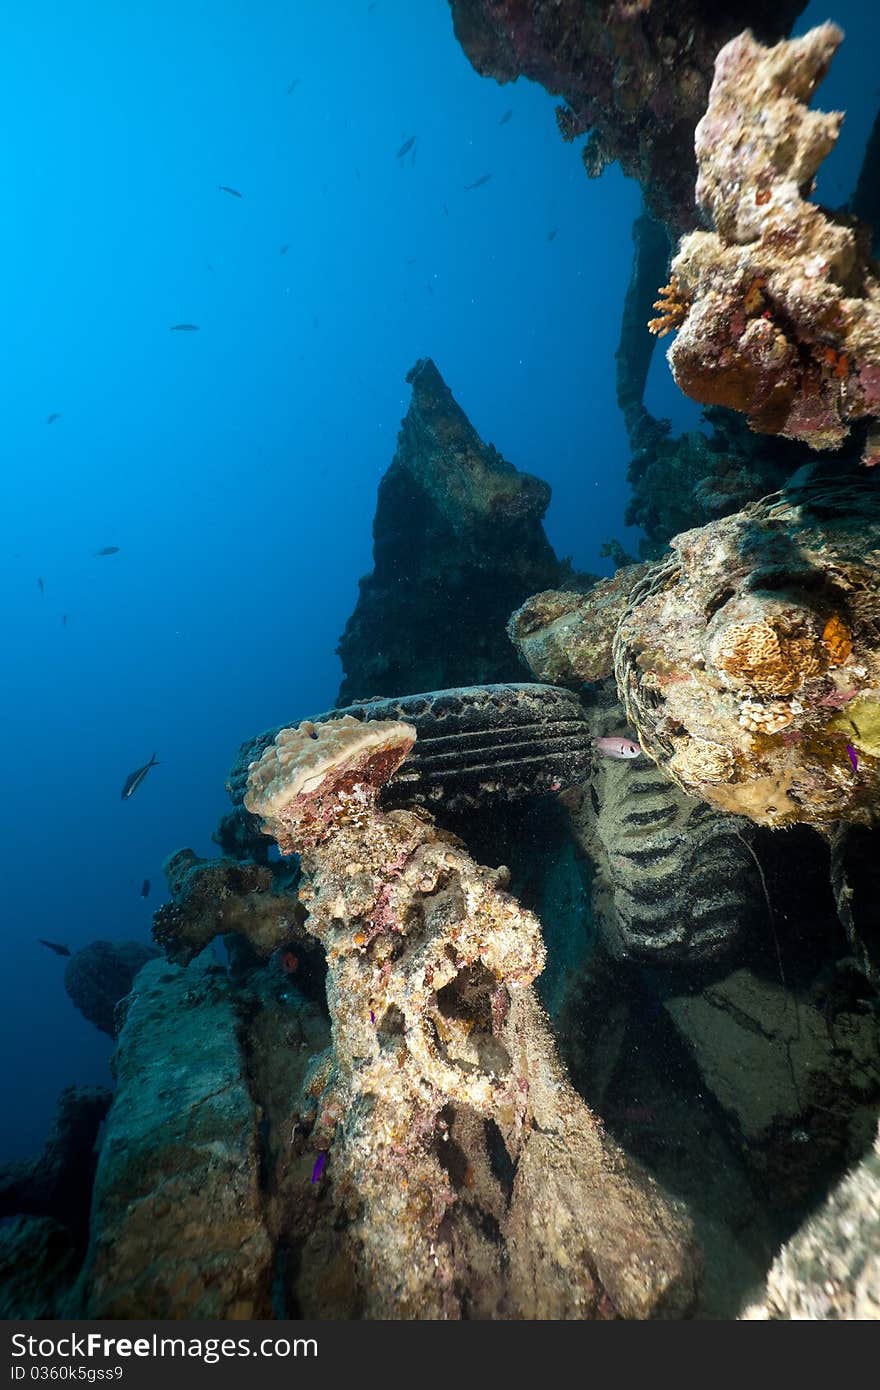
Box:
62, 613, 68, 627
311, 1152, 327, 1184
37, 577, 44, 595
547, 227, 558, 241
121, 753, 159, 800
218, 185, 242, 198
465, 173, 492, 190
94, 546, 120, 556
279, 244, 289, 255
170, 323, 200, 331
286, 78, 299, 95
396, 136, 416, 159
39, 939, 71, 958
140, 878, 150, 898
46, 412, 60, 424
499, 109, 513, 125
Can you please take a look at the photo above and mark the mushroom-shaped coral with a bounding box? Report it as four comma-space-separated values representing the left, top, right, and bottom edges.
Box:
661, 24, 880, 464
244, 716, 416, 852
250, 721, 698, 1317
612, 472, 880, 828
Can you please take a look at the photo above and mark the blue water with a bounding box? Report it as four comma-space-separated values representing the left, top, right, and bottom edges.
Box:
0, 0, 876, 1161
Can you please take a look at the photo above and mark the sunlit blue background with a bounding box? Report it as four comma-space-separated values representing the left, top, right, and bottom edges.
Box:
1, 0, 875, 1158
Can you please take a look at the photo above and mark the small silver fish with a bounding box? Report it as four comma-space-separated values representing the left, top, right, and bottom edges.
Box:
594, 736, 641, 761
121, 753, 159, 800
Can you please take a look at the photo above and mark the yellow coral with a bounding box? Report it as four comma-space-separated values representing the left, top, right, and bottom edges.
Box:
830, 696, 880, 755
710, 618, 825, 696
742, 277, 767, 314
670, 739, 736, 784
821, 614, 853, 665
648, 276, 691, 336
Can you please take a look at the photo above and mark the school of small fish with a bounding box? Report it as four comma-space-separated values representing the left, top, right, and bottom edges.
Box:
27, 67, 555, 965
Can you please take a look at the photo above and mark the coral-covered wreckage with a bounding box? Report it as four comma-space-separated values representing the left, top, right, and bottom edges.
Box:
656, 25, 880, 468
239, 714, 698, 1318
9, 351, 870, 1321
614, 473, 880, 829
6, 8, 880, 1316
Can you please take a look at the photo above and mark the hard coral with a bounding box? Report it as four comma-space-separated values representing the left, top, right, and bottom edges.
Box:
648, 277, 690, 337
232, 685, 596, 822
665, 24, 880, 464
153, 849, 302, 965
250, 717, 698, 1317
507, 566, 652, 687
708, 609, 827, 698
244, 716, 416, 851
612, 471, 880, 828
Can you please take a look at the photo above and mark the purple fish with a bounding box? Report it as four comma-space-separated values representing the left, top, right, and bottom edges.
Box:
370, 1009, 376, 1024
594, 736, 641, 761
311, 1152, 327, 1184
846, 742, 859, 773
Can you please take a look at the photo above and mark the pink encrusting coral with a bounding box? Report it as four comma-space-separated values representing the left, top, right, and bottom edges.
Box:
658, 24, 880, 465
